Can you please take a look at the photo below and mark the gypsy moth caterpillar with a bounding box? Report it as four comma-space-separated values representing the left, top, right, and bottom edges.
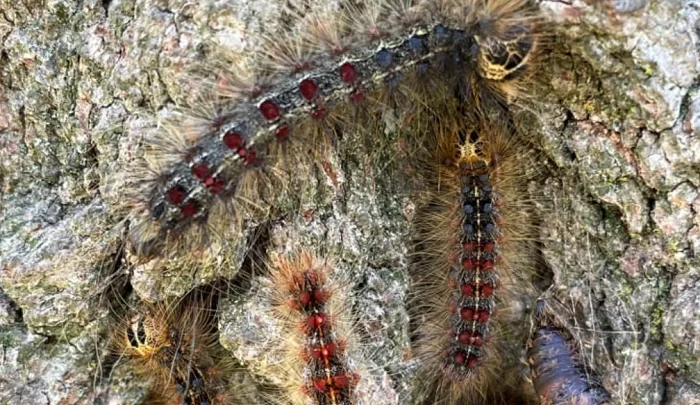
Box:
218, 233, 402, 405
108, 289, 258, 405
268, 250, 360, 405
527, 295, 611, 405
409, 107, 540, 404
123, 0, 544, 257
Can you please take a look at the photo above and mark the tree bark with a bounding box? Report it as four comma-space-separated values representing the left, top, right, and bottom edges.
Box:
0, 0, 697, 403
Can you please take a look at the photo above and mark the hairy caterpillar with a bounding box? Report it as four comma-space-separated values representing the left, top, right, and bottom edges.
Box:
267, 250, 360, 405
527, 296, 611, 405
109, 291, 257, 404
408, 107, 540, 404
124, 0, 543, 257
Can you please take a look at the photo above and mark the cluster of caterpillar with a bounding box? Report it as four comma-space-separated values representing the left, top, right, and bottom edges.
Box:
527, 295, 611, 405
408, 106, 539, 404
108, 291, 257, 405
110, 0, 637, 403
123, 0, 543, 257
266, 250, 362, 405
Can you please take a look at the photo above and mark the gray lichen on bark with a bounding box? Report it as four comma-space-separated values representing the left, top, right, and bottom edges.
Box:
0, 0, 698, 404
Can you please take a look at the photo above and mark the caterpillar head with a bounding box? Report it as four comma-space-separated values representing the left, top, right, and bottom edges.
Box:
444, 128, 495, 172
123, 311, 169, 358
474, 17, 537, 82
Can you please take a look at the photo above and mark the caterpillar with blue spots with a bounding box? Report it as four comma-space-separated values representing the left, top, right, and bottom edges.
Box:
122, 0, 543, 258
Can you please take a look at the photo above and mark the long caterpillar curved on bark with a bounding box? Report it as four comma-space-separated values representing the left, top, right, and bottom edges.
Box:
408, 107, 541, 405
122, 0, 544, 257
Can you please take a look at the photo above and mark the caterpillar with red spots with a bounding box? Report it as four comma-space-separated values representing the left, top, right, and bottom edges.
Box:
527, 296, 611, 405
408, 108, 540, 404
123, 0, 543, 257
266, 250, 361, 405
108, 292, 258, 405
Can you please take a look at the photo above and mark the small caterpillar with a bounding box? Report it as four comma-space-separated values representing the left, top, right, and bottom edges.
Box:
268, 250, 360, 405
124, 0, 543, 256
410, 110, 539, 404
109, 292, 256, 404
527, 296, 611, 405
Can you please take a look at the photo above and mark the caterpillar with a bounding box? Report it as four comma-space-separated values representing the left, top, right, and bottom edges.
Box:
109, 291, 258, 404
124, 0, 543, 257
267, 250, 360, 405
409, 107, 540, 404
527, 296, 611, 405
217, 230, 403, 405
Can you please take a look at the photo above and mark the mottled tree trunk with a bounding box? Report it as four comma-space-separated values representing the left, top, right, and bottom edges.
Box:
0, 0, 698, 404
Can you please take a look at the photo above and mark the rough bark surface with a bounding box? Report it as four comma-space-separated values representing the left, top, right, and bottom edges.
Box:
0, 0, 698, 404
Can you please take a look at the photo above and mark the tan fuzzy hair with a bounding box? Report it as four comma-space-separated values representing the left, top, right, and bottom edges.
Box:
264, 250, 365, 405
408, 107, 541, 404
108, 290, 258, 405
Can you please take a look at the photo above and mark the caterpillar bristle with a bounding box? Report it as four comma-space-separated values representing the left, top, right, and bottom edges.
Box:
408, 106, 541, 404
527, 295, 612, 405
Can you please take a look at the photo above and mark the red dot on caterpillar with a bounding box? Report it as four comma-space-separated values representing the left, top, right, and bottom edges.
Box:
275, 124, 290, 140
317, 342, 337, 358
312, 379, 327, 393
306, 313, 327, 329
191, 162, 210, 180
481, 259, 494, 270
467, 355, 478, 369
311, 107, 327, 119
313, 288, 329, 304
461, 283, 475, 296
449, 279, 458, 290
339, 63, 357, 83
481, 283, 495, 297
166, 186, 186, 205
460, 307, 474, 321
449, 302, 458, 314
222, 130, 243, 150
453, 351, 466, 366
259, 100, 281, 121
478, 310, 490, 323
461, 258, 473, 270
298, 291, 312, 307
180, 200, 199, 217
332, 374, 350, 389
206, 178, 225, 194
299, 79, 319, 101
350, 91, 364, 102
